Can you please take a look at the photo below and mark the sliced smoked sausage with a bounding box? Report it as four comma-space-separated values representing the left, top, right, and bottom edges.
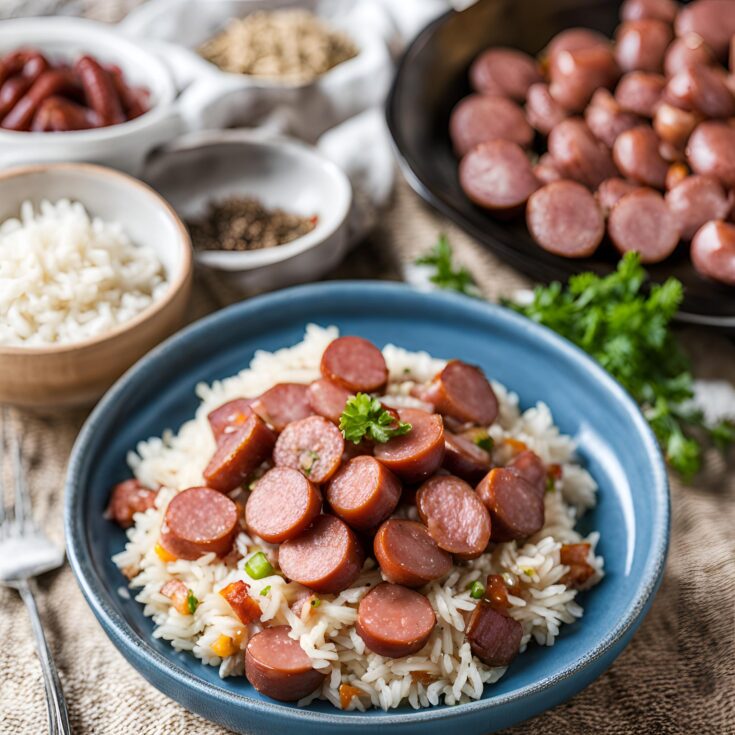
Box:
106, 479, 157, 529
665, 161, 690, 190
421, 360, 498, 426
507, 450, 547, 499
325, 455, 401, 530
273, 415, 345, 484
469, 47, 542, 101
665, 175, 732, 240
691, 220, 735, 285
458, 140, 539, 215
607, 188, 681, 262
251, 383, 314, 432
443, 432, 492, 484
533, 153, 564, 185
277, 514, 364, 593
687, 121, 735, 187
548, 45, 620, 112
664, 34, 715, 77
526, 180, 605, 257
614, 71, 666, 117
307, 378, 352, 424
476, 467, 545, 542
653, 102, 700, 149
612, 126, 669, 188
207, 397, 255, 443
544, 28, 611, 63
525, 83, 569, 136
585, 87, 642, 146
547, 118, 617, 189
675, 0, 735, 58
160, 486, 239, 560
449, 94, 533, 156
621, 0, 678, 23
320, 336, 388, 393
245, 626, 326, 701
466, 601, 523, 666
665, 64, 735, 118
245, 467, 322, 543
373, 519, 452, 587
204, 414, 276, 493
595, 177, 639, 216
355, 582, 436, 658
615, 19, 672, 73
416, 475, 492, 559
374, 408, 445, 482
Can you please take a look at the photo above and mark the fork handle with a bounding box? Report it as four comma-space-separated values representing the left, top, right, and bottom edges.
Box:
18, 579, 72, 735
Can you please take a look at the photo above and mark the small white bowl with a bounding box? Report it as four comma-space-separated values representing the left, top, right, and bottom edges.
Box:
144, 129, 352, 291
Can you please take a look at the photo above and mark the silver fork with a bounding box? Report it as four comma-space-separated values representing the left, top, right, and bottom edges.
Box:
0, 406, 71, 735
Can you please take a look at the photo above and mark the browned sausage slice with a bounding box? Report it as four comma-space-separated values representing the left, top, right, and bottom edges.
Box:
665, 175, 732, 240
544, 28, 611, 63
664, 34, 715, 77
160, 486, 239, 560
665, 65, 735, 118
325, 455, 401, 530
613, 126, 669, 188
458, 140, 540, 215
607, 188, 681, 262
675, 0, 735, 58
307, 378, 352, 424
416, 475, 492, 559
549, 45, 620, 112
615, 19, 672, 73
321, 336, 388, 393
466, 601, 523, 666
585, 88, 643, 147
526, 180, 605, 257
547, 118, 617, 189
245, 626, 326, 701
621, 0, 678, 23
476, 467, 545, 541
469, 48, 542, 101
507, 450, 547, 499
273, 415, 345, 484
355, 582, 436, 658
687, 121, 735, 187
653, 102, 700, 149
245, 467, 322, 543
614, 71, 666, 117
278, 514, 364, 593
251, 383, 314, 432
421, 360, 498, 426
691, 220, 735, 285
373, 519, 452, 588
443, 432, 492, 484
665, 161, 690, 190
595, 177, 639, 216
526, 83, 569, 136
373, 408, 445, 482
105, 479, 157, 528
533, 154, 564, 185
207, 397, 254, 442
450, 94, 534, 156
204, 414, 276, 492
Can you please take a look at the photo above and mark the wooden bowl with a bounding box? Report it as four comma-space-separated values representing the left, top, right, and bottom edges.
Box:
0, 163, 193, 408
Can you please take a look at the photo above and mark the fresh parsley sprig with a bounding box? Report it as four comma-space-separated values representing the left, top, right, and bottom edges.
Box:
339, 394, 412, 444
415, 234, 479, 296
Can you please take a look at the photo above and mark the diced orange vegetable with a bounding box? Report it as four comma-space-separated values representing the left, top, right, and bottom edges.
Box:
560, 543, 595, 589
547, 463, 563, 480
503, 437, 528, 454
155, 543, 177, 563
161, 579, 191, 615
211, 634, 238, 658
220, 580, 262, 625
485, 574, 510, 612
339, 683, 363, 709
411, 671, 436, 686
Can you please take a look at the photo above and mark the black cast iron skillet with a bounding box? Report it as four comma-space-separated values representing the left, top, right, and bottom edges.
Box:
386, 0, 735, 331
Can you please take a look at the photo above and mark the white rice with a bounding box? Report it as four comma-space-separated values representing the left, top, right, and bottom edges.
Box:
0, 199, 168, 346
113, 325, 604, 710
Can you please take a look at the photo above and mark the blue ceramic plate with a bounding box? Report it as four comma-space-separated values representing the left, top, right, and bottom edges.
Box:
65, 282, 669, 735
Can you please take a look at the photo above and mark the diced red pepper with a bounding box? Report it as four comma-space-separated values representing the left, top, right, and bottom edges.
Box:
220, 580, 262, 625
547, 463, 563, 480
339, 683, 363, 709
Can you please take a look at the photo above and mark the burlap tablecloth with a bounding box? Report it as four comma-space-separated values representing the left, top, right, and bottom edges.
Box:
1, 180, 734, 734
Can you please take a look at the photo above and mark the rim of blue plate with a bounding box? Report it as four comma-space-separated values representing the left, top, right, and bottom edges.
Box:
65, 281, 670, 727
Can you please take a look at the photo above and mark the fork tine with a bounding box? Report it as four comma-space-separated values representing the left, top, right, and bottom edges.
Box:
9, 409, 32, 532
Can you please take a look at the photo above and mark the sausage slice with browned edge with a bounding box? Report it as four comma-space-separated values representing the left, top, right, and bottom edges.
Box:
526, 180, 605, 258
251, 383, 314, 432
607, 188, 681, 262
664, 34, 714, 78
544, 28, 611, 63
160, 487, 239, 560
373, 408, 445, 483
585, 88, 642, 147
469, 47, 542, 101
614, 71, 666, 117
665, 175, 732, 240
507, 450, 547, 499
595, 177, 639, 216
325, 455, 401, 530
245, 626, 326, 701
665, 64, 735, 118
548, 45, 620, 112
356, 582, 436, 658
687, 121, 735, 187
204, 413, 276, 492
416, 475, 492, 559
691, 220, 735, 285
307, 378, 352, 424
207, 397, 255, 442
547, 118, 617, 189
621, 0, 678, 23
245, 467, 322, 543
106, 479, 157, 528
321, 336, 388, 393
443, 432, 493, 484
273, 415, 345, 484
277, 514, 364, 593
466, 601, 523, 666
675, 0, 735, 58
653, 103, 700, 149
458, 140, 539, 215
615, 19, 672, 73
476, 467, 545, 542
613, 126, 669, 188
421, 359, 498, 426
449, 94, 534, 156
373, 519, 453, 588
526, 83, 570, 136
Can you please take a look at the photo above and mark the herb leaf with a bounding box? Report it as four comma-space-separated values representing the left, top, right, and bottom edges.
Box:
415, 234, 478, 296
339, 393, 412, 444
186, 590, 199, 615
